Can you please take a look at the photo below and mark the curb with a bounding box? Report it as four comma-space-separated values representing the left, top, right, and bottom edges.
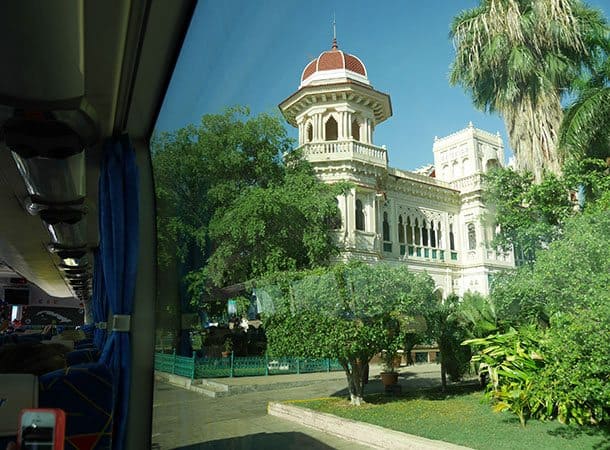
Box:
154, 371, 346, 397
268, 401, 472, 450
154, 371, 229, 397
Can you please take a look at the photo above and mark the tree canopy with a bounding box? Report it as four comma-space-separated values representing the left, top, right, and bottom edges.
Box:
483, 167, 574, 262
469, 194, 610, 425
490, 191, 610, 324
152, 107, 342, 306
258, 262, 436, 405
188, 153, 345, 294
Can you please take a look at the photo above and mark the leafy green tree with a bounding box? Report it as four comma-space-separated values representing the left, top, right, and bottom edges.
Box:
491, 191, 610, 324
450, 0, 608, 181
188, 156, 344, 293
259, 263, 436, 405
152, 107, 342, 306
152, 106, 288, 268
538, 302, 610, 425
561, 157, 610, 211
468, 194, 610, 425
483, 167, 574, 262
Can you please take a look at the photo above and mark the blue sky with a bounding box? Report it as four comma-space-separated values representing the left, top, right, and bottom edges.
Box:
156, 0, 610, 171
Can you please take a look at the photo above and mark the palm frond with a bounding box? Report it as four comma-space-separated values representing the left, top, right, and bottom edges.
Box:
560, 86, 610, 157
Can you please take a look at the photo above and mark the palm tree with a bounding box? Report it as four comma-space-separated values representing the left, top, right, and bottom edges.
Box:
450, 0, 608, 182
559, 52, 610, 161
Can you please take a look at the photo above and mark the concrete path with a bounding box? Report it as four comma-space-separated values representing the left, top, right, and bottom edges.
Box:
152, 363, 445, 449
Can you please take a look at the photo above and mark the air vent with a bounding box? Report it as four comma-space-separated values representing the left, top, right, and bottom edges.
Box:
5, 118, 86, 205
40, 209, 87, 248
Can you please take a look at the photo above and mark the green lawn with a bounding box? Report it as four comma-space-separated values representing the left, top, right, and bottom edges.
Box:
292, 386, 610, 450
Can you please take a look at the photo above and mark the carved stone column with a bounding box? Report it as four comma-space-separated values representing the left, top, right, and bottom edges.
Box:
346, 188, 356, 247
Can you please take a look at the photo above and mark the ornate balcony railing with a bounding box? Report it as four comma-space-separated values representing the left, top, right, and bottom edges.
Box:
450, 174, 483, 192
297, 140, 388, 167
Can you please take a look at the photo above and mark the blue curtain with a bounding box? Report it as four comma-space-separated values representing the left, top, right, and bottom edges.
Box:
92, 249, 108, 349
98, 135, 139, 450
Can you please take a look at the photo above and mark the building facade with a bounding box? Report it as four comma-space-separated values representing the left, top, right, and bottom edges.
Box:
279, 39, 514, 297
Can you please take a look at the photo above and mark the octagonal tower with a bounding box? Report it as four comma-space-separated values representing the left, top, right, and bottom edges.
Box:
279, 39, 394, 260
279, 38, 392, 172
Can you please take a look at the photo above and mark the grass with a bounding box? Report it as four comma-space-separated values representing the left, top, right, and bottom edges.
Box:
292, 385, 610, 450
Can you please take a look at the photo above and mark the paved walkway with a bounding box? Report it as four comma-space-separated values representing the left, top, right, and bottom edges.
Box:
152, 364, 445, 449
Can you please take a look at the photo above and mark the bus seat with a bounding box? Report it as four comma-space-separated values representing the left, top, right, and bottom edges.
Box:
74, 339, 95, 350
66, 349, 100, 366
80, 325, 95, 340
39, 363, 113, 450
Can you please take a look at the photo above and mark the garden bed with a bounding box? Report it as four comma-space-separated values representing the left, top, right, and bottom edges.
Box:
292, 386, 610, 450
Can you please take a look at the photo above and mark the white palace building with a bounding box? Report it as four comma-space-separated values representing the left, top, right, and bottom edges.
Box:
279, 38, 514, 297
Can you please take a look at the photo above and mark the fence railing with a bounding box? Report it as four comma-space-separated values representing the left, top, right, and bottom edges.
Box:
154, 351, 343, 379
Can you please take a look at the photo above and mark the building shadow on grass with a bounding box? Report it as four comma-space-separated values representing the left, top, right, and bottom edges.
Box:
330, 374, 482, 404
174, 432, 336, 450
546, 425, 610, 450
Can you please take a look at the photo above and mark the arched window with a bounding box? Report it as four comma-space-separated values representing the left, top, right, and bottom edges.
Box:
329, 197, 341, 229
398, 215, 405, 243
430, 221, 436, 247
414, 218, 420, 245
382, 212, 390, 241
406, 217, 413, 244
351, 119, 360, 141
325, 116, 338, 141
468, 223, 476, 250
485, 159, 500, 172
449, 224, 455, 251
462, 158, 470, 174
355, 199, 365, 231
306, 123, 313, 142
422, 220, 429, 246
382, 212, 392, 252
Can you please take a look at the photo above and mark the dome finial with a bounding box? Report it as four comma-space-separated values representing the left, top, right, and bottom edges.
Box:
332, 12, 338, 49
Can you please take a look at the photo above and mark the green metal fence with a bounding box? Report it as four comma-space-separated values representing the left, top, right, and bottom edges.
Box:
155, 351, 343, 379
154, 350, 197, 379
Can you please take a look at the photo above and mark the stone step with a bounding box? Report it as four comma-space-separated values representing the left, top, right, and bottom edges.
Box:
188, 383, 229, 398
192, 378, 229, 392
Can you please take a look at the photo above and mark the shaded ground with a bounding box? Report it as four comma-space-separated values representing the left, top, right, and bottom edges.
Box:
152, 363, 445, 449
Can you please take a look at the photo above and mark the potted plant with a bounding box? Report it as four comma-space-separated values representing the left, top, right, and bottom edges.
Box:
380, 348, 399, 386
380, 317, 403, 386
221, 338, 232, 358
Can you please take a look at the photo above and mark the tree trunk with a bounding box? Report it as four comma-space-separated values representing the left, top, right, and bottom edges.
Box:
362, 361, 369, 385
404, 333, 419, 366
440, 359, 447, 392
341, 358, 365, 406
505, 94, 563, 182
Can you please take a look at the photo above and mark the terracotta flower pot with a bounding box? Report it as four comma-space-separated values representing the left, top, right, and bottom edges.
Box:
380, 371, 399, 386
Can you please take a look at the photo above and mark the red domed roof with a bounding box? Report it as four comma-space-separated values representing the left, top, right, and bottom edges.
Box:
300, 40, 368, 85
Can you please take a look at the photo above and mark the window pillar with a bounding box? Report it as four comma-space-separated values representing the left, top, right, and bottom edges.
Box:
346, 189, 356, 241
319, 114, 324, 141
298, 122, 304, 145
